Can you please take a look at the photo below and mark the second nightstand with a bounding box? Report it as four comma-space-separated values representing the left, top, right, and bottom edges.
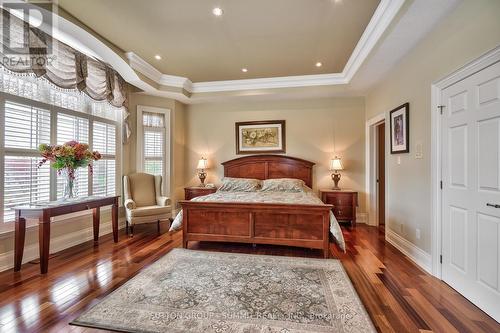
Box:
319, 190, 358, 227
184, 186, 217, 200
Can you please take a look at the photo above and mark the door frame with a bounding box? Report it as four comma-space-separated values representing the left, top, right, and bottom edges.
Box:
376, 122, 386, 227
430, 45, 500, 278
366, 113, 387, 228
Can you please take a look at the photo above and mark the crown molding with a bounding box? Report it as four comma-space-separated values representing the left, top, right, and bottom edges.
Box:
342, 0, 405, 81
190, 73, 347, 93
160, 74, 192, 91
126, 52, 193, 91
126, 0, 404, 95
125, 52, 163, 82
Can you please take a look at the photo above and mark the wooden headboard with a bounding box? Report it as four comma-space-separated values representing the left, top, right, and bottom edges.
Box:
222, 155, 315, 188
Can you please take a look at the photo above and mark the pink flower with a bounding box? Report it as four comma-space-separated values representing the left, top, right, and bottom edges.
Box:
37, 141, 103, 171
65, 140, 78, 147
92, 151, 102, 160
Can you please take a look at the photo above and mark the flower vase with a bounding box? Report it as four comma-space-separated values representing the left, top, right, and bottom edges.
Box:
62, 168, 75, 199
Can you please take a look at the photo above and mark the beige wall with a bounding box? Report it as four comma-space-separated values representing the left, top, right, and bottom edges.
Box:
184, 97, 367, 212
365, 0, 500, 253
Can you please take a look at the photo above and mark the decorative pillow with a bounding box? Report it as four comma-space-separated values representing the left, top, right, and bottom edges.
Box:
261, 178, 305, 192
218, 177, 262, 192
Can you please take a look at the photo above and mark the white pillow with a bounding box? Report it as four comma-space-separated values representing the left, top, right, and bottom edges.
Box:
260, 178, 305, 192
218, 177, 262, 192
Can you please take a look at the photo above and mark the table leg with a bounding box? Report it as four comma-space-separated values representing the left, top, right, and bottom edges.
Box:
112, 200, 118, 243
93, 207, 100, 242
14, 212, 26, 272
39, 215, 50, 274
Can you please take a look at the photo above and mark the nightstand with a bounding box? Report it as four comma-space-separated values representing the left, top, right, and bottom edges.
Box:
184, 186, 217, 200
319, 190, 358, 227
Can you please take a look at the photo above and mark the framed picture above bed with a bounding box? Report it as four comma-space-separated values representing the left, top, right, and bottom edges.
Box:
235, 120, 286, 154
389, 103, 409, 154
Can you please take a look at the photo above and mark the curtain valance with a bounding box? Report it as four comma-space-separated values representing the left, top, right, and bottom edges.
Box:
0, 9, 131, 139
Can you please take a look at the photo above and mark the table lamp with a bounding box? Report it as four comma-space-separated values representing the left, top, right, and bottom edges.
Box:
197, 157, 208, 187
329, 156, 344, 190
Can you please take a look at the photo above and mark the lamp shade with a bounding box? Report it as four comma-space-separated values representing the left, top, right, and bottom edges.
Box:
329, 156, 344, 171
197, 157, 208, 170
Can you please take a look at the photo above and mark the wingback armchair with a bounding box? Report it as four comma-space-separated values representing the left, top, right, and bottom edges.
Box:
123, 173, 171, 236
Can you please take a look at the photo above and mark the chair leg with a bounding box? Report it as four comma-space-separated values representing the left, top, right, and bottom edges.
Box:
125, 220, 129, 235
157, 220, 160, 234
130, 225, 134, 237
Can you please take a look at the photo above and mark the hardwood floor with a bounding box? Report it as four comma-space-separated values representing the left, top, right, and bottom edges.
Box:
0, 224, 497, 332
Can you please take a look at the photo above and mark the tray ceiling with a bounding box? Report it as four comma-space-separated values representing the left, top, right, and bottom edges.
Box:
59, 0, 379, 82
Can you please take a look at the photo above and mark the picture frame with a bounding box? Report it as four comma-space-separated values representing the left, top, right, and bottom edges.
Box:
389, 103, 410, 154
235, 120, 286, 154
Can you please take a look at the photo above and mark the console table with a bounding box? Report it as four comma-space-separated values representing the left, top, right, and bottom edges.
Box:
14, 196, 120, 274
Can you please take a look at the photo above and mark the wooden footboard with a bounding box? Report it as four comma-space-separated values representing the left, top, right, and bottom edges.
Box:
179, 201, 333, 258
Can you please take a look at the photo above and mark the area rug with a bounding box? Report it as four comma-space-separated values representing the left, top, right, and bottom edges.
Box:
72, 249, 375, 332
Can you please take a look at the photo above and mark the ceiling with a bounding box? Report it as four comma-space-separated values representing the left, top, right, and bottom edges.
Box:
58, 0, 379, 82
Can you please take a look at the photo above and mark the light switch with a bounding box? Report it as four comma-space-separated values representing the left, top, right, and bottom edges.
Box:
397, 156, 401, 165
415, 142, 423, 159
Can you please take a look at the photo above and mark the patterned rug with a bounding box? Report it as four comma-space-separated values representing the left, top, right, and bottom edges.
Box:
72, 249, 375, 332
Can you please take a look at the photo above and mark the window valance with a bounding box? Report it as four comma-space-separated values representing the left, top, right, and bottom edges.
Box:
0, 8, 131, 139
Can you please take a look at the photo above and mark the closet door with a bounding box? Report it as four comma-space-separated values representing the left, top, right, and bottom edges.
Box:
441, 61, 500, 322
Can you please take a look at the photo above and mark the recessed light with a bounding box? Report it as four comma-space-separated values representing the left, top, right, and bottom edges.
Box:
241, 68, 248, 73
212, 7, 224, 16
154, 55, 162, 60
315, 62, 322, 67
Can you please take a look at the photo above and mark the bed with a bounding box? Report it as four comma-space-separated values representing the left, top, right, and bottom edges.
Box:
172, 155, 345, 258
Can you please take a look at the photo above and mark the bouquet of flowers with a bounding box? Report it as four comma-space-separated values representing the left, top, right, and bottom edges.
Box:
38, 141, 102, 198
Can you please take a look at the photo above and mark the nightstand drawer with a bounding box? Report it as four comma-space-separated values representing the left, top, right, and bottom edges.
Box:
324, 193, 353, 206
319, 190, 358, 226
333, 205, 353, 220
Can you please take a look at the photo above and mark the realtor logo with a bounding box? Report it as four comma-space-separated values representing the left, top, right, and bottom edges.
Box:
1, 1, 56, 67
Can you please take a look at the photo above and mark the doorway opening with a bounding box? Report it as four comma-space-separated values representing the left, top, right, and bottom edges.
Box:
376, 122, 386, 232
366, 113, 386, 232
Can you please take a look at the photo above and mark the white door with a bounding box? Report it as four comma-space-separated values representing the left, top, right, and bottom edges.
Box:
442, 60, 500, 322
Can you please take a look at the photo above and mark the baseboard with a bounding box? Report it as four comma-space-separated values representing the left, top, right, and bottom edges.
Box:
0, 218, 126, 272
386, 229, 432, 274
356, 213, 368, 224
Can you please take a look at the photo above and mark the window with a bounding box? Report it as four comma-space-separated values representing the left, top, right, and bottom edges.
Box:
92, 121, 116, 197
0, 90, 121, 227
2, 102, 51, 222
56, 113, 90, 199
4, 101, 50, 149
136, 106, 170, 194
143, 112, 164, 176
3, 157, 50, 222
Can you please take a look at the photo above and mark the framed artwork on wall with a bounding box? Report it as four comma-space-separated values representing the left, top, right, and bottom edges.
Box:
235, 120, 286, 154
389, 103, 410, 154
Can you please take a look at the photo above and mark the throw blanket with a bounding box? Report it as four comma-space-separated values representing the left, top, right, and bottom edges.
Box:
170, 190, 346, 251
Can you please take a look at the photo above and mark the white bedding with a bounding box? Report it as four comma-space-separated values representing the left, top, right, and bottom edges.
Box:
169, 190, 346, 251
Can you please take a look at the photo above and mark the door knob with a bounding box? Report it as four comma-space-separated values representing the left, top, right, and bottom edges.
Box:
486, 203, 500, 209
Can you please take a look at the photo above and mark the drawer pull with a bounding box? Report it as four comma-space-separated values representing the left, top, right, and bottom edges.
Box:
487, 203, 500, 209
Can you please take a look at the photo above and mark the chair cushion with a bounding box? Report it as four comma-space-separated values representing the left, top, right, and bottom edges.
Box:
128, 173, 156, 207
130, 205, 171, 218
